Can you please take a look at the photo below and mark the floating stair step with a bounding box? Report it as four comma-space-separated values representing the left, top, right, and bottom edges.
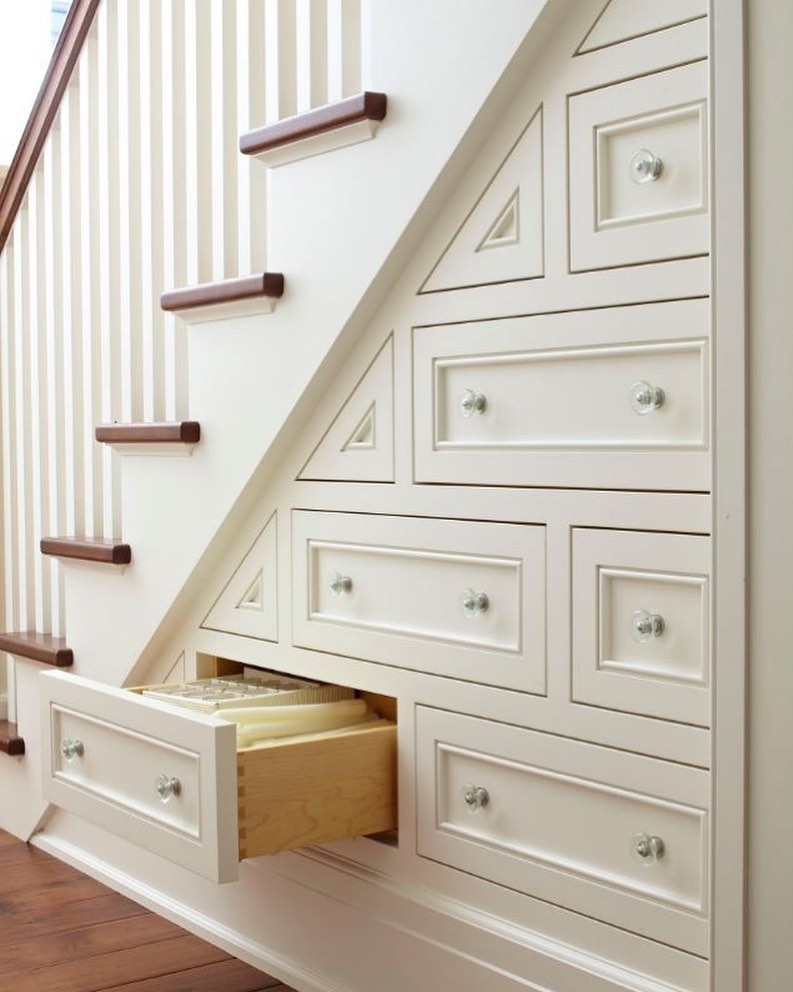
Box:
95, 421, 201, 444
0, 631, 73, 667
0, 721, 25, 756
41, 537, 132, 565
240, 91, 388, 167
161, 273, 285, 323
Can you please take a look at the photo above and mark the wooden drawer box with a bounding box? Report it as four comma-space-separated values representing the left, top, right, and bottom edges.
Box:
416, 707, 709, 954
40, 670, 397, 883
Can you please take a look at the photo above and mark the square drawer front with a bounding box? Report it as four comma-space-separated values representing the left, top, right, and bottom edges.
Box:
416, 708, 709, 955
572, 529, 710, 726
41, 671, 397, 883
569, 60, 708, 271
413, 299, 709, 491
292, 512, 546, 693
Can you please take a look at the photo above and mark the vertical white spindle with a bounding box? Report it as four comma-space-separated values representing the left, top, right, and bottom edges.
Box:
266, 0, 298, 123
296, 0, 328, 112
210, 0, 239, 280
341, 0, 361, 96
0, 245, 19, 635
237, 0, 268, 275
184, 0, 213, 285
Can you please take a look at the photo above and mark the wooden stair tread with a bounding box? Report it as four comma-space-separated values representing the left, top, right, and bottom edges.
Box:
0, 721, 25, 756
0, 632, 73, 667
95, 421, 200, 444
161, 273, 284, 313
40, 537, 132, 565
240, 92, 387, 157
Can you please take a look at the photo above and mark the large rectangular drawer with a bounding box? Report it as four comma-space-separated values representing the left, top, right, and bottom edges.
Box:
572, 528, 710, 726
413, 299, 709, 491
292, 511, 547, 693
41, 671, 397, 883
416, 707, 709, 954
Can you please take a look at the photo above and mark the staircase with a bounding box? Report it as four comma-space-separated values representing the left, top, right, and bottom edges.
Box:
0, 0, 552, 837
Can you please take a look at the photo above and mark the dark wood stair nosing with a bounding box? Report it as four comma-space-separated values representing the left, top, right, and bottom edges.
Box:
240, 91, 387, 157
40, 537, 132, 565
95, 421, 201, 444
0, 721, 25, 756
160, 272, 284, 314
0, 631, 73, 667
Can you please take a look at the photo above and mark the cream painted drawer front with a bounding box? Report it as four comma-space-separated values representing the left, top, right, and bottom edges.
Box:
413, 299, 709, 490
292, 512, 546, 692
572, 529, 710, 726
416, 708, 709, 954
41, 671, 397, 883
569, 60, 708, 271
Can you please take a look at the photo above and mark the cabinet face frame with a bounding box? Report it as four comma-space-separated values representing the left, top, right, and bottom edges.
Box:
710, 2, 747, 990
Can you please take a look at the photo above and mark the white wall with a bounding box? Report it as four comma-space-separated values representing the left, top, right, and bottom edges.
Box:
748, 1, 793, 988
0, 0, 53, 165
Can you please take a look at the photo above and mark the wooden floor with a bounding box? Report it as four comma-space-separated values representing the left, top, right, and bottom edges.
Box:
0, 829, 298, 992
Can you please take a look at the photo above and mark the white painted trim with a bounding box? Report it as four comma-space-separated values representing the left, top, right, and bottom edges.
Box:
172, 297, 278, 325
710, 1, 747, 990
103, 443, 198, 458
252, 118, 381, 168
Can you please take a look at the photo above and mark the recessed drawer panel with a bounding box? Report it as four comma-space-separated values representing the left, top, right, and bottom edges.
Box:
41, 671, 397, 883
292, 512, 546, 693
413, 299, 709, 490
569, 60, 709, 270
572, 529, 710, 725
416, 707, 709, 954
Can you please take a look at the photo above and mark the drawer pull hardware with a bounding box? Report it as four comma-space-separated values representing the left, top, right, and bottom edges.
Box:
632, 610, 666, 642
629, 148, 664, 184
460, 388, 487, 418
155, 774, 182, 803
629, 380, 665, 415
461, 589, 489, 617
60, 738, 84, 762
462, 784, 489, 812
633, 832, 665, 862
329, 572, 353, 596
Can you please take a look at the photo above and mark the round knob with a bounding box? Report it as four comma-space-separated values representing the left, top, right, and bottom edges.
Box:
460, 388, 487, 418
461, 589, 489, 617
630, 380, 665, 415
329, 572, 353, 596
629, 148, 663, 184
155, 774, 182, 803
633, 832, 665, 862
632, 610, 665, 642
61, 738, 84, 762
462, 784, 489, 812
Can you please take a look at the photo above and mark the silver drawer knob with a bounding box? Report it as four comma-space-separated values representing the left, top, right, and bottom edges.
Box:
460, 388, 487, 418
462, 784, 489, 812
630, 380, 665, 415
329, 572, 353, 596
61, 738, 84, 762
633, 832, 665, 862
461, 589, 489, 617
629, 148, 663, 184
155, 774, 182, 803
633, 610, 665, 642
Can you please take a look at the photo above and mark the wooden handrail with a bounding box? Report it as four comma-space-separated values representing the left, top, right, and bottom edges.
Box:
0, 0, 101, 253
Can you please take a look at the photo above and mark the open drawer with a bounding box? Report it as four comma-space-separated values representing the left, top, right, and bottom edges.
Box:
40, 670, 397, 883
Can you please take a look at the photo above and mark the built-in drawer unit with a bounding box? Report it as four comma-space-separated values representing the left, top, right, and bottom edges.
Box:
416, 707, 709, 954
413, 299, 709, 491
568, 60, 708, 271
572, 528, 710, 726
291, 511, 546, 693
40, 670, 397, 883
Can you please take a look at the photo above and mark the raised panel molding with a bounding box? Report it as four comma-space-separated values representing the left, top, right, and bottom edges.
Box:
420, 107, 544, 294
201, 512, 278, 641
298, 337, 394, 482
576, 0, 708, 55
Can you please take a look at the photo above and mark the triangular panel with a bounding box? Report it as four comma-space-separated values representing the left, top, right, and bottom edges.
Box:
299, 337, 394, 481
201, 513, 278, 640
421, 106, 543, 293
577, 0, 707, 54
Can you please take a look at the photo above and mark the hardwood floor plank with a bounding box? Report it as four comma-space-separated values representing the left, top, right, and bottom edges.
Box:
107, 958, 283, 992
0, 875, 114, 917
0, 891, 147, 943
0, 934, 229, 992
